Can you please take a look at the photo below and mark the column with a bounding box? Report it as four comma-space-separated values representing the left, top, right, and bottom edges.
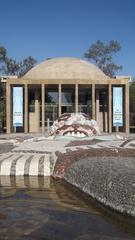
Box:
58, 84, 61, 116
96, 88, 100, 124
75, 84, 78, 113
24, 84, 28, 133
92, 84, 95, 119
108, 84, 112, 133
42, 84, 45, 133
125, 84, 129, 133
6, 83, 11, 133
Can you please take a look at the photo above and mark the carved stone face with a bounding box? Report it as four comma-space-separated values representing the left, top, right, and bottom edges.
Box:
49, 113, 100, 137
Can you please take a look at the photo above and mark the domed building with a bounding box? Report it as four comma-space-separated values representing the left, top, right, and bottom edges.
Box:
6, 57, 129, 133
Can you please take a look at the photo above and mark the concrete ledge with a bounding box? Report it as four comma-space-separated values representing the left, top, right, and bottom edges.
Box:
64, 157, 135, 217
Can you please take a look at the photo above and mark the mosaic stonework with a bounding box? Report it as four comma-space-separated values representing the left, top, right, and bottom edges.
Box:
49, 113, 100, 137
0, 153, 51, 176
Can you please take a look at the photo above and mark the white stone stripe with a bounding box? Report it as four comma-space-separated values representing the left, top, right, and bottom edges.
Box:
0, 154, 21, 175
43, 154, 50, 176
16, 154, 31, 176
29, 154, 42, 176
0, 153, 13, 162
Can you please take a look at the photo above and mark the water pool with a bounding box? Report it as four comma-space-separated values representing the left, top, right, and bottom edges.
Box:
0, 176, 135, 240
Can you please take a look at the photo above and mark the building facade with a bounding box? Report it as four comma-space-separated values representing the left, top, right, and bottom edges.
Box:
6, 57, 130, 133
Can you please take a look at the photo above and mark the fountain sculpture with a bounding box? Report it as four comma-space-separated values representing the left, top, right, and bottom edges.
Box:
49, 113, 100, 137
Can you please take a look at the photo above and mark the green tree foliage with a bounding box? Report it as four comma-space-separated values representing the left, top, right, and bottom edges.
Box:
0, 46, 37, 77
18, 56, 37, 77
0, 46, 6, 63
2, 57, 20, 76
1, 56, 37, 77
84, 40, 122, 77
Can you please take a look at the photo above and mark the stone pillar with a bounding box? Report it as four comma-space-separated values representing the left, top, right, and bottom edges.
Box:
125, 84, 129, 133
92, 84, 95, 119
105, 112, 108, 132
58, 84, 61, 116
6, 83, 11, 133
108, 84, 112, 133
24, 84, 28, 133
75, 84, 78, 113
42, 84, 45, 133
96, 88, 100, 124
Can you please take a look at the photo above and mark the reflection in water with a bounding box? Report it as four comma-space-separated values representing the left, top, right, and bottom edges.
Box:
0, 176, 135, 240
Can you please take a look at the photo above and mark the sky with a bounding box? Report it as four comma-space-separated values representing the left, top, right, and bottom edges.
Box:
0, 0, 135, 76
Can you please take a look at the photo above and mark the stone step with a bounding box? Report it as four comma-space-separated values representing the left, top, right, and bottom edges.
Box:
0, 153, 51, 176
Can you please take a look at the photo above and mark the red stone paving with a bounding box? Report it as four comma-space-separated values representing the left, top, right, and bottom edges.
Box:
66, 139, 104, 147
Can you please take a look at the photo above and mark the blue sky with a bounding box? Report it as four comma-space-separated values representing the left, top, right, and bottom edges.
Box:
0, 0, 135, 76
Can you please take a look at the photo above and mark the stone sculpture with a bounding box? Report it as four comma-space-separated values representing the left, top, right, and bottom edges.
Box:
49, 113, 100, 137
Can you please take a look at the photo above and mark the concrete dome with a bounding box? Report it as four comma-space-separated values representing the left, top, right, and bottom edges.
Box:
23, 57, 109, 81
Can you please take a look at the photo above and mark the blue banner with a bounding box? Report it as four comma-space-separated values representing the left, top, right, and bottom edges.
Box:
13, 87, 23, 127
113, 87, 123, 127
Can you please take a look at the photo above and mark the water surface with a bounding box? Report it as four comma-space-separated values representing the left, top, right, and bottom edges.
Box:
0, 176, 135, 240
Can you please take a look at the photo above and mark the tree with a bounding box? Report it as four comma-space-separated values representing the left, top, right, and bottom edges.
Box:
0, 45, 37, 77
84, 40, 122, 77
18, 56, 37, 77
1, 56, 37, 77
0, 47, 6, 63
1, 57, 20, 76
